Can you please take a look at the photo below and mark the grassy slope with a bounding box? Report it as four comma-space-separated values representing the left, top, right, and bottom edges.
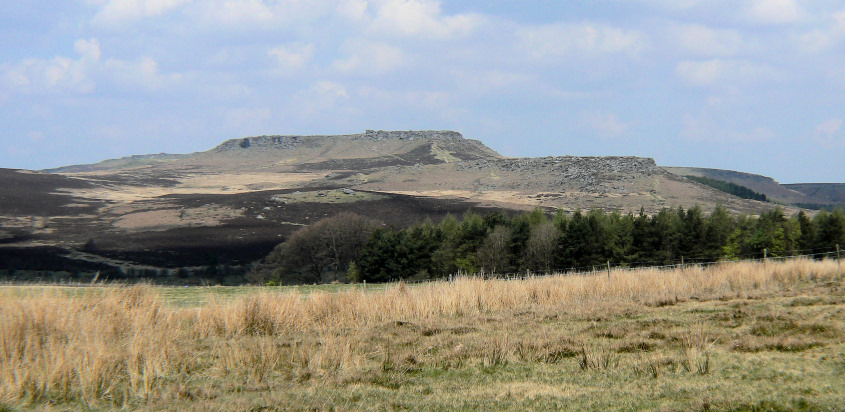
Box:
1, 259, 843, 411
785, 183, 845, 208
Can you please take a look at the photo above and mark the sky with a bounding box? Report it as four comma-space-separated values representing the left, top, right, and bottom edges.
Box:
1, 0, 844, 183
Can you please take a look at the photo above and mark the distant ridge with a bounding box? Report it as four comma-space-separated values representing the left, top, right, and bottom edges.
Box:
784, 183, 845, 204
664, 166, 845, 209
46, 130, 500, 174
192, 130, 504, 170
664, 166, 816, 205
44, 153, 191, 173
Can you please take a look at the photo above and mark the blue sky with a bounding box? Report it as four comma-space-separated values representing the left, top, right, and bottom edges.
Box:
1, 0, 843, 183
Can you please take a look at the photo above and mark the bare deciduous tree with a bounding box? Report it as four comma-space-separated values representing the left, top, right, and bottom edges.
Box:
476, 225, 512, 275
524, 221, 559, 273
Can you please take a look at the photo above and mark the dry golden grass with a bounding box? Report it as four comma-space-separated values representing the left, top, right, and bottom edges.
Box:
1, 258, 843, 410
0, 286, 186, 406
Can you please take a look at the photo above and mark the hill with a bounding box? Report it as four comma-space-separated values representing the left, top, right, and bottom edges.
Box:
0, 130, 814, 280
783, 183, 845, 206
663, 166, 836, 207
44, 153, 193, 173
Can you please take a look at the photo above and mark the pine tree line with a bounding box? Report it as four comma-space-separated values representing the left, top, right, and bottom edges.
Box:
254, 206, 845, 285
684, 175, 768, 202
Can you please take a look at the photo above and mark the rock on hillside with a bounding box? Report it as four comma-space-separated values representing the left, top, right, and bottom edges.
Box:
455, 156, 664, 193
213, 130, 467, 151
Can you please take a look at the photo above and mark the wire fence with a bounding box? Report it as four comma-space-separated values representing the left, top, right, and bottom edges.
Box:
394, 245, 843, 286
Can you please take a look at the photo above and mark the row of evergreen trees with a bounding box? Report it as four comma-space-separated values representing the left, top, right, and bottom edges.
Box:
684, 175, 768, 202
259, 206, 845, 285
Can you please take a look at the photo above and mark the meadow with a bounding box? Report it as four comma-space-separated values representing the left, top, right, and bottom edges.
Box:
1, 259, 843, 411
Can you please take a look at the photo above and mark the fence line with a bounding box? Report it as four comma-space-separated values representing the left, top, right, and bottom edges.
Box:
2, 246, 841, 306
393, 247, 843, 286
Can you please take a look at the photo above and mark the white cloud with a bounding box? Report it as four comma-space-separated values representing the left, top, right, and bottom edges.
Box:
814, 118, 844, 147
731, 127, 775, 142
671, 24, 746, 57
90, 0, 191, 26
332, 40, 406, 74
681, 112, 775, 143
103, 55, 182, 90
93, 124, 129, 141
681, 113, 714, 141
283, 80, 355, 121
370, 0, 480, 39
583, 111, 631, 139
184, 0, 329, 28
207, 0, 276, 25
747, 0, 805, 24
337, 0, 368, 20
676, 60, 724, 85
453, 69, 532, 95
796, 10, 845, 53
314, 80, 349, 99
518, 22, 646, 60
816, 118, 842, 135
185, 0, 382, 30
636, 0, 707, 10
356, 85, 450, 110
74, 38, 102, 61
675, 59, 785, 86
0, 39, 100, 95
225, 107, 272, 128
89, 0, 478, 38
269, 43, 314, 72
1, 37, 183, 95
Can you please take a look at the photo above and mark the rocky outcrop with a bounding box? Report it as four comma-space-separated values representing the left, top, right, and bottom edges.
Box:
361, 130, 464, 141
213, 135, 305, 152
458, 156, 661, 174
456, 156, 665, 193
213, 130, 467, 152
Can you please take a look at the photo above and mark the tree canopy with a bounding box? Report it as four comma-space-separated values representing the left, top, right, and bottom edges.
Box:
254, 207, 845, 285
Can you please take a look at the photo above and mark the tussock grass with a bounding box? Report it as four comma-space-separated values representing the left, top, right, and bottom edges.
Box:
0, 285, 186, 406
1, 258, 843, 410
